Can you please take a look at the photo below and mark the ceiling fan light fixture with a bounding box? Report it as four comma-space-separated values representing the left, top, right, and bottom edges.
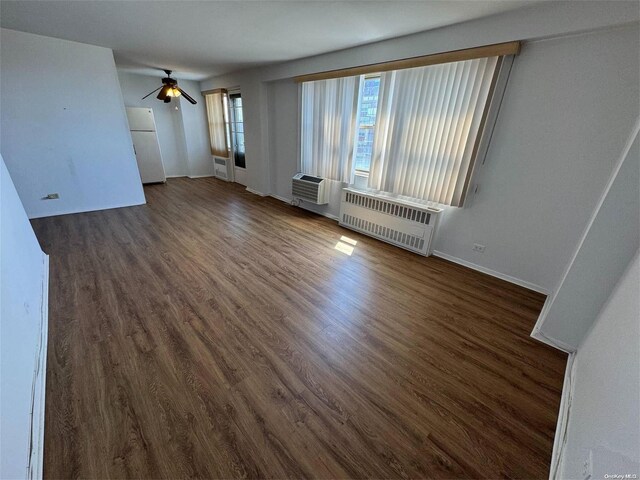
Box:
142, 69, 196, 105
167, 87, 181, 98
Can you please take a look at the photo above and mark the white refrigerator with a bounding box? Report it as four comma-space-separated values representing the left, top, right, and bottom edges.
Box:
126, 107, 166, 184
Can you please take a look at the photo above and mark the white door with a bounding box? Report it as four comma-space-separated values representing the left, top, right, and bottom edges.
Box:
228, 93, 247, 186
131, 131, 166, 184
234, 166, 247, 186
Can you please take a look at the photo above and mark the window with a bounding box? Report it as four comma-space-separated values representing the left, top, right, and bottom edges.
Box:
228, 93, 245, 169
299, 50, 510, 207
300, 76, 359, 183
354, 76, 380, 174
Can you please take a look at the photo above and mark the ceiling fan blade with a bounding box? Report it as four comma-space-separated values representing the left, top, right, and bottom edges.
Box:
177, 87, 197, 105
141, 86, 162, 100
157, 85, 171, 100
164, 97, 171, 103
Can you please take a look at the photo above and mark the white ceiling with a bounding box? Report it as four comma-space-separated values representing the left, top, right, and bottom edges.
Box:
0, 1, 539, 80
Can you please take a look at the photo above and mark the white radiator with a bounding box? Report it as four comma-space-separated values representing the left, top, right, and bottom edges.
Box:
213, 157, 231, 181
339, 188, 442, 256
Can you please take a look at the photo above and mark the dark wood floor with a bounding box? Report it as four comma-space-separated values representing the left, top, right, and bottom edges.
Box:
32, 177, 566, 479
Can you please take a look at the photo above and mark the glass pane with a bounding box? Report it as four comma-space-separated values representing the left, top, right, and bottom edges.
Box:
234, 152, 246, 168
228, 93, 246, 165
354, 77, 380, 172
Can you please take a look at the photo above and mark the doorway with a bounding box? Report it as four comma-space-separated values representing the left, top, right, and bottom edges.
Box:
228, 92, 246, 186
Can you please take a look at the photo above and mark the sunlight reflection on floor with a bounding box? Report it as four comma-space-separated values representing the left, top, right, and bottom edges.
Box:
334, 235, 357, 255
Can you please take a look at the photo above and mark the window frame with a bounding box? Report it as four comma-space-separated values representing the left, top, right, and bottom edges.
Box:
350, 56, 512, 207
227, 91, 246, 170
298, 52, 513, 207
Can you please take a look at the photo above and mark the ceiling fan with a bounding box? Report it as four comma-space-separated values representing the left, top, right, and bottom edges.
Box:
142, 70, 197, 105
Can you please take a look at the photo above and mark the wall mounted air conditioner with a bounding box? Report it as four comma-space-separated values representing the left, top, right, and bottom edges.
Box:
339, 188, 442, 256
292, 173, 329, 204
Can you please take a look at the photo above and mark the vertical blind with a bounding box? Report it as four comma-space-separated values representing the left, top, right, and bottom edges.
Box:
299, 53, 504, 207
205, 89, 229, 157
300, 76, 359, 183
367, 56, 500, 206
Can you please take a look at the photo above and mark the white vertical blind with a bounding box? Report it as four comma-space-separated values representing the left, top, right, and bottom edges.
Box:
368, 56, 499, 206
300, 77, 359, 183
205, 90, 229, 157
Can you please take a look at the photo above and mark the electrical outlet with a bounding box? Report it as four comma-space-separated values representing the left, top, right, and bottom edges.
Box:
473, 243, 486, 253
43, 193, 59, 200
582, 450, 593, 480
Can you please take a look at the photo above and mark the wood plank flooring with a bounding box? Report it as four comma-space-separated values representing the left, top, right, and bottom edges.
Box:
32, 177, 567, 479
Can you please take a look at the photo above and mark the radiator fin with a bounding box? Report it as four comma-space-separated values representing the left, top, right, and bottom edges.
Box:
342, 214, 426, 253
344, 191, 432, 225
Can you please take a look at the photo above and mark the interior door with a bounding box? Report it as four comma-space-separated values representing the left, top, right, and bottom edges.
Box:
228, 93, 247, 186
131, 131, 166, 184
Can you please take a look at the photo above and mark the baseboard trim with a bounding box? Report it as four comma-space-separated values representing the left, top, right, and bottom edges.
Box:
432, 250, 549, 295
28, 253, 49, 479
317, 211, 339, 221
27, 199, 147, 219
270, 193, 291, 204
268, 193, 340, 221
188, 174, 215, 179
165, 175, 188, 178
549, 352, 576, 479
246, 187, 268, 197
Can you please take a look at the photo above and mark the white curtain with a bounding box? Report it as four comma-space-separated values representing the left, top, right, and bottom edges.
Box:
205, 90, 229, 158
368, 57, 499, 206
300, 77, 359, 183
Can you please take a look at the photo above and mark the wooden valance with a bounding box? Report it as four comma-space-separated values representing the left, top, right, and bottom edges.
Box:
294, 41, 521, 83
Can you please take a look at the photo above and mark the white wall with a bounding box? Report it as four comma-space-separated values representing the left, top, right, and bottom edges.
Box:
203, 15, 639, 294
0, 154, 49, 479
559, 251, 640, 477
0, 28, 145, 219
179, 79, 215, 177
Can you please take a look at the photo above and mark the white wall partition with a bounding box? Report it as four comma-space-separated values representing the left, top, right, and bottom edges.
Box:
558, 252, 640, 477
0, 154, 49, 479
534, 122, 639, 350
0, 29, 145, 219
